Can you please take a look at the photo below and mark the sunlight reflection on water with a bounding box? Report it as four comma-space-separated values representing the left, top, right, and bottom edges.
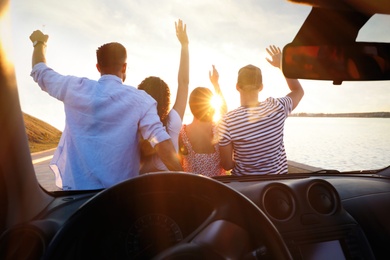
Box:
284, 117, 390, 171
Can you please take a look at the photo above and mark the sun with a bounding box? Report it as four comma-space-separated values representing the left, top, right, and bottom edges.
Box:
210, 95, 223, 122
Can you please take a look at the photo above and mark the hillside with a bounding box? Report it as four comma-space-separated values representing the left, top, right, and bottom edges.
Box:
23, 113, 62, 153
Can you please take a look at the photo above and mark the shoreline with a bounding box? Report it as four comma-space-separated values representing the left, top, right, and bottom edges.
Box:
290, 112, 390, 118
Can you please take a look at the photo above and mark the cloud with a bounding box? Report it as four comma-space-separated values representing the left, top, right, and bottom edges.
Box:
8, 0, 390, 130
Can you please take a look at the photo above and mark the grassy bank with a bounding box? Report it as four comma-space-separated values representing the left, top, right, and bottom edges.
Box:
24, 113, 61, 153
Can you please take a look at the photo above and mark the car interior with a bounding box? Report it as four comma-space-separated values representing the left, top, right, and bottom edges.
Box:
1, 0, 390, 259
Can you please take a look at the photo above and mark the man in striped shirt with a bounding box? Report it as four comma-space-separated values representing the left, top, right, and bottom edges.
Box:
218, 45, 304, 175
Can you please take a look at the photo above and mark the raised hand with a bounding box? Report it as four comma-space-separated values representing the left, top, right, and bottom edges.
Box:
30, 30, 49, 67
266, 45, 282, 69
209, 65, 227, 115
173, 19, 189, 120
29, 30, 49, 44
209, 65, 219, 87
175, 19, 188, 45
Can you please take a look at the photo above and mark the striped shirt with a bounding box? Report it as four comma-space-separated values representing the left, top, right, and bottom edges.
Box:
218, 96, 293, 175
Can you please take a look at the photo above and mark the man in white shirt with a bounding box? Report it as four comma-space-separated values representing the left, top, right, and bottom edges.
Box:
30, 30, 182, 190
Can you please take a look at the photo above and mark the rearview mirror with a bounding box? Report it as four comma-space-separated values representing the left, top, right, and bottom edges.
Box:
282, 42, 390, 84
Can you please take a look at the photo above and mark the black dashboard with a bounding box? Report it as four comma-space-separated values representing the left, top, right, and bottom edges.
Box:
218, 173, 390, 259
1, 172, 390, 259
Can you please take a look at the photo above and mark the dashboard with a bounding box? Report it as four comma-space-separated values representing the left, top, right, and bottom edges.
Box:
218, 173, 390, 259
1, 172, 390, 259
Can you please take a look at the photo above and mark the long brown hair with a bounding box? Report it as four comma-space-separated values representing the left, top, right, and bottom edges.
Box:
138, 76, 170, 127
138, 76, 171, 162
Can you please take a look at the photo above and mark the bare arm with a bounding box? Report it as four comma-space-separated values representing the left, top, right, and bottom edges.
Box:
219, 143, 235, 170
172, 19, 189, 120
29, 30, 49, 68
266, 45, 304, 110
155, 139, 183, 171
285, 78, 304, 110
209, 65, 228, 115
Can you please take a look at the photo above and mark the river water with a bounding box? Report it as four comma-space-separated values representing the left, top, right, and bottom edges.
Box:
284, 117, 390, 171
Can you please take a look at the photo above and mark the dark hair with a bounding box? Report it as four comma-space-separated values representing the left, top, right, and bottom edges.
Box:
96, 42, 127, 69
138, 76, 170, 127
189, 87, 214, 122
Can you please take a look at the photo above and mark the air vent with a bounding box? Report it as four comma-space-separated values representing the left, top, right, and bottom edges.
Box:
307, 181, 338, 215
262, 185, 295, 221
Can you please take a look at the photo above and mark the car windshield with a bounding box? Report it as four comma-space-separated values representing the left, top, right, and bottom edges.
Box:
7, 0, 390, 192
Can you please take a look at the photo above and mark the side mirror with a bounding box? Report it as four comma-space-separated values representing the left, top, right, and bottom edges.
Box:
282, 43, 390, 84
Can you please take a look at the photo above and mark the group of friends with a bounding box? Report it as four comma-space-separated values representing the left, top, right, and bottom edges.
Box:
29, 19, 304, 190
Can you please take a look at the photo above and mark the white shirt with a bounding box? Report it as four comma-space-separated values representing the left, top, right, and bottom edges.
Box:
31, 63, 170, 190
139, 109, 182, 172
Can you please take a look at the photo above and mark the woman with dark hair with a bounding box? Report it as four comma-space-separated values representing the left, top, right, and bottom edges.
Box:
179, 65, 227, 177
138, 19, 189, 173
138, 77, 171, 127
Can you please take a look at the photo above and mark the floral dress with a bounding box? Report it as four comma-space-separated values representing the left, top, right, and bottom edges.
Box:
179, 124, 226, 177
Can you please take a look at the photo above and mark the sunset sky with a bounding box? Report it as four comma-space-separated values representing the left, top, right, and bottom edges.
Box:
4, 0, 390, 130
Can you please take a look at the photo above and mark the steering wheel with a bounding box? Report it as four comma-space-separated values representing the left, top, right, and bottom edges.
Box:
44, 172, 292, 259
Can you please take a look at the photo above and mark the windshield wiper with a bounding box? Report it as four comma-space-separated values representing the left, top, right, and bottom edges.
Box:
378, 165, 390, 177
341, 165, 390, 175
320, 167, 390, 175
309, 165, 390, 176
310, 169, 341, 174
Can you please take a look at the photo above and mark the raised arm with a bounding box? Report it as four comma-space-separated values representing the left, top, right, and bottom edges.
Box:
172, 19, 189, 120
209, 65, 228, 115
30, 30, 49, 68
266, 45, 304, 110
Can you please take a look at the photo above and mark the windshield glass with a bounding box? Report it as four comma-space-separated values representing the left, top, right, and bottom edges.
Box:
8, 0, 390, 191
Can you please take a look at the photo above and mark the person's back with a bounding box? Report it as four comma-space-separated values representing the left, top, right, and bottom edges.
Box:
44, 72, 160, 189
180, 121, 225, 177
138, 77, 183, 173
219, 95, 292, 175
30, 31, 182, 190
218, 45, 304, 176
179, 66, 227, 177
